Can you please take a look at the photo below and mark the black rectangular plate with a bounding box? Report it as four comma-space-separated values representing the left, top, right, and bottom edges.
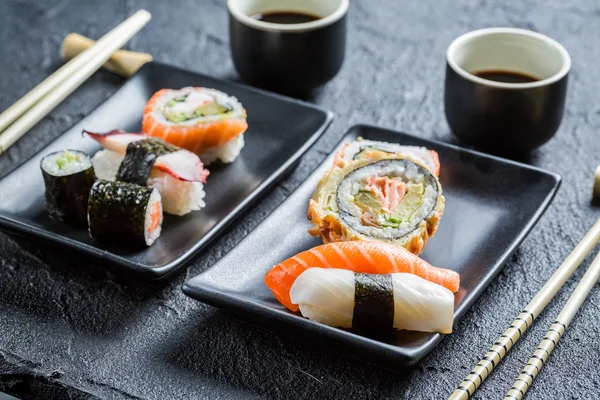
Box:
0, 62, 332, 280
183, 125, 561, 368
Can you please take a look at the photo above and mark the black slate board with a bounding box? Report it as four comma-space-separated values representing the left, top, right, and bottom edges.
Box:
0, 62, 332, 280
3, 0, 600, 398
183, 125, 561, 368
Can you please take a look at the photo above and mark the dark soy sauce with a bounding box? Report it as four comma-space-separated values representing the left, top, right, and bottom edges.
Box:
473, 70, 539, 84
251, 11, 321, 24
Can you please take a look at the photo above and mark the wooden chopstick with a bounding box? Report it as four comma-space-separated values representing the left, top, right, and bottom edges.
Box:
448, 218, 600, 400
503, 249, 600, 399
0, 9, 151, 155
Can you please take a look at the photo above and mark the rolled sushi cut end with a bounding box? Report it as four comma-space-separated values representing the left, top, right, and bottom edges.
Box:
334, 138, 441, 176
142, 87, 248, 164
92, 149, 207, 216
289, 268, 454, 334
40, 149, 95, 226
308, 155, 445, 255
88, 180, 163, 247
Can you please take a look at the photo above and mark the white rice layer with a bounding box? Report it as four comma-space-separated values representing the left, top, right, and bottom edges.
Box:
41, 150, 92, 176
147, 170, 206, 216
200, 133, 245, 165
343, 138, 437, 173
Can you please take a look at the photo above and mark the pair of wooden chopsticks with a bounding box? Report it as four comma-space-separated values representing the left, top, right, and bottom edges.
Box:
449, 218, 600, 400
0, 10, 152, 156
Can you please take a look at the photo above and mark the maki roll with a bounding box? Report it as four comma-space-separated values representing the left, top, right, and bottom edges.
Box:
308, 154, 445, 255
334, 138, 440, 175
290, 268, 454, 334
40, 150, 95, 226
86, 130, 209, 216
142, 87, 248, 164
88, 180, 163, 247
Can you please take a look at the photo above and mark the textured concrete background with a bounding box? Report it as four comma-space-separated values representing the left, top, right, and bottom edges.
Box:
1, 0, 599, 399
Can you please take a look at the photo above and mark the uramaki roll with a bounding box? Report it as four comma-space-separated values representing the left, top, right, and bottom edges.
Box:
308, 155, 445, 255
142, 87, 247, 164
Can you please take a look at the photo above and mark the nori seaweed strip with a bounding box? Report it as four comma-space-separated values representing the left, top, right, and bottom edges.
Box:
116, 139, 177, 185
41, 150, 95, 227
88, 180, 153, 247
353, 272, 394, 332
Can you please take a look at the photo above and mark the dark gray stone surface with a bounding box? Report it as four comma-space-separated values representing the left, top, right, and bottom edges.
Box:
0, 0, 599, 399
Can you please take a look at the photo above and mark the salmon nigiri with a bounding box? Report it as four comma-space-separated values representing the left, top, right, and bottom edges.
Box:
265, 241, 459, 312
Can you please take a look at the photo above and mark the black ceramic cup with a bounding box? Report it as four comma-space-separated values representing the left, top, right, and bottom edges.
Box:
445, 28, 571, 155
227, 0, 348, 94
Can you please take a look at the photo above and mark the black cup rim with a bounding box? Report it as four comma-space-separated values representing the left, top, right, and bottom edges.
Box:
227, 0, 349, 33
446, 27, 571, 90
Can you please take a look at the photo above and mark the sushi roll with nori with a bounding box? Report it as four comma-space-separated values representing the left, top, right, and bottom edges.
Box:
142, 87, 248, 164
308, 154, 445, 255
40, 150, 95, 226
88, 180, 163, 247
334, 138, 441, 175
86, 130, 209, 216
289, 268, 454, 334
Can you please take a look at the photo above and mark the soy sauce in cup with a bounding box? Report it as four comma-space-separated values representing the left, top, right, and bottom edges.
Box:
228, 0, 348, 95
444, 28, 571, 155
251, 11, 321, 24
473, 70, 539, 84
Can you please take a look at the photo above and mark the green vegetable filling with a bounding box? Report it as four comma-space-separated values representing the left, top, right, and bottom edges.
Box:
353, 180, 425, 228
162, 94, 233, 123
56, 150, 79, 169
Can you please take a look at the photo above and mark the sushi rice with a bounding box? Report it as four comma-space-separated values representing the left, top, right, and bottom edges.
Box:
41, 150, 93, 176
336, 137, 441, 175
199, 133, 245, 165
92, 149, 206, 216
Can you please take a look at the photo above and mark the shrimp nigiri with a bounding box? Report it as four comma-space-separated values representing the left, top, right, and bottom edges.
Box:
265, 241, 459, 312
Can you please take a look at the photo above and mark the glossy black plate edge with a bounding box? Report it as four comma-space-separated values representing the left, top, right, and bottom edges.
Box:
182, 124, 562, 368
0, 62, 334, 281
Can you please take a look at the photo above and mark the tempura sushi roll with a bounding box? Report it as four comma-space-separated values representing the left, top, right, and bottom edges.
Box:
290, 268, 454, 334
40, 150, 95, 226
308, 155, 445, 255
142, 87, 248, 164
334, 138, 440, 175
88, 180, 163, 247
86, 130, 209, 216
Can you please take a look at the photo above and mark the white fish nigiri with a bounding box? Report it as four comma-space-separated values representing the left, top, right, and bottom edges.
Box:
86, 130, 209, 216
289, 268, 454, 334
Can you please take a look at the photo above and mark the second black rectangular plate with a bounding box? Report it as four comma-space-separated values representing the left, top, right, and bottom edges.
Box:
0, 62, 332, 280
183, 125, 561, 368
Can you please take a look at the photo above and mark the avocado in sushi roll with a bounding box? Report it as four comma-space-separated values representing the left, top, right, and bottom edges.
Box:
40, 149, 96, 226
88, 180, 163, 247
308, 153, 445, 255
